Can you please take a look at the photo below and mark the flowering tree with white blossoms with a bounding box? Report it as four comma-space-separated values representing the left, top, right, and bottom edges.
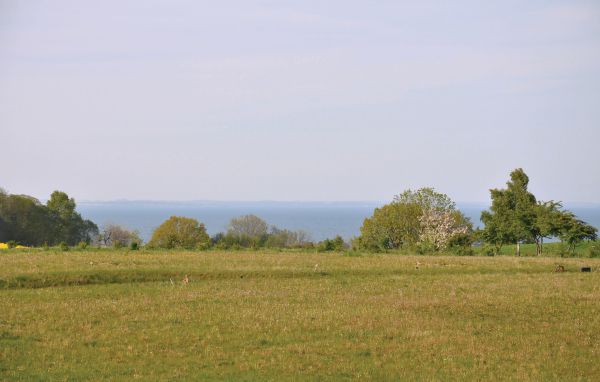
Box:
358, 188, 473, 252
419, 209, 471, 251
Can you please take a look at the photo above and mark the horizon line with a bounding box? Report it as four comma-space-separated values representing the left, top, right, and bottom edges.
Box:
74, 199, 600, 207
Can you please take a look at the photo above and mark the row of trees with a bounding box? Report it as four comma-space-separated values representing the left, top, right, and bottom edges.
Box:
0, 189, 98, 246
2, 170, 597, 255
354, 169, 597, 255
145, 214, 334, 250
479, 169, 597, 255
0, 187, 341, 251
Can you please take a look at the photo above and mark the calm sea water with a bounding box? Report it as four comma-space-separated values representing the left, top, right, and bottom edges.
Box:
78, 201, 600, 243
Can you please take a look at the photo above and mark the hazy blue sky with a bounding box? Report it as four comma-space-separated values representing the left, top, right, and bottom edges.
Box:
1, 0, 599, 203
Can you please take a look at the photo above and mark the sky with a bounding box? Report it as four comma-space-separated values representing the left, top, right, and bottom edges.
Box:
1, 0, 599, 203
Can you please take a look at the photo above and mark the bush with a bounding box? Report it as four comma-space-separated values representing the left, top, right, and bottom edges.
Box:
343, 250, 362, 257
265, 228, 311, 249
416, 241, 436, 254
557, 243, 571, 258
77, 241, 88, 250
6, 240, 17, 249
213, 225, 312, 250
318, 239, 335, 252
452, 246, 474, 256
482, 244, 496, 257
212, 232, 256, 250
59, 242, 69, 251
448, 233, 474, 256
588, 242, 600, 258
130, 242, 139, 250
357, 202, 421, 251
97, 224, 142, 248
318, 236, 346, 252
148, 216, 210, 249
196, 241, 211, 251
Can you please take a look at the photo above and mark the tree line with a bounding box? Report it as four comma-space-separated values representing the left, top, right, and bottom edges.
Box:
0, 189, 341, 251
0, 189, 98, 246
355, 169, 597, 256
1, 169, 597, 255
144, 214, 344, 251
479, 169, 597, 256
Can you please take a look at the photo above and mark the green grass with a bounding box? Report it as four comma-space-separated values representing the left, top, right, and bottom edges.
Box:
490, 240, 600, 257
1, 250, 599, 381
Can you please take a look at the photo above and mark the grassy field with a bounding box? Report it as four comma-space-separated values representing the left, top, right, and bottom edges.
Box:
491, 241, 600, 258
1, 250, 599, 381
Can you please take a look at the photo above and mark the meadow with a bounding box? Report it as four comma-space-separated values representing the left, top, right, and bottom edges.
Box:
1, 250, 599, 381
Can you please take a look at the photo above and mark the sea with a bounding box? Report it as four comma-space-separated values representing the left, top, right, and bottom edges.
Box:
77, 201, 600, 243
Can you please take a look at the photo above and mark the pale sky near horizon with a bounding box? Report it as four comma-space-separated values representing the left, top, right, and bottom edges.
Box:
1, 1, 599, 203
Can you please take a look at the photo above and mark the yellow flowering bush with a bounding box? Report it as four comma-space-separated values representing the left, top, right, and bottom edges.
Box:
0, 242, 28, 249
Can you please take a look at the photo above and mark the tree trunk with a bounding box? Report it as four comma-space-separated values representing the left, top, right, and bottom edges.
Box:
516, 242, 521, 257
535, 239, 541, 256
540, 237, 544, 255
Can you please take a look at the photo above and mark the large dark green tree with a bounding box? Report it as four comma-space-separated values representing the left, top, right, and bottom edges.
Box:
480, 169, 597, 256
480, 169, 537, 256
46, 191, 98, 245
0, 189, 97, 246
0, 193, 55, 245
0, 188, 9, 242
557, 212, 597, 254
531, 201, 563, 256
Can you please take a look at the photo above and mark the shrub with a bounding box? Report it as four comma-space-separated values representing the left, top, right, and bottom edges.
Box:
77, 241, 89, 250
265, 228, 311, 249
357, 203, 421, 251
448, 233, 475, 256
588, 242, 600, 258
318, 239, 335, 252
214, 225, 312, 250
211, 232, 257, 250
7, 240, 17, 249
130, 242, 139, 250
59, 242, 69, 251
557, 243, 571, 258
148, 216, 210, 249
318, 236, 346, 252
416, 241, 436, 254
482, 244, 496, 257
452, 246, 474, 256
97, 224, 142, 248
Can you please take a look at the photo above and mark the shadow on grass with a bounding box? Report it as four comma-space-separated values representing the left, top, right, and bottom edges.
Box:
0, 265, 585, 290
